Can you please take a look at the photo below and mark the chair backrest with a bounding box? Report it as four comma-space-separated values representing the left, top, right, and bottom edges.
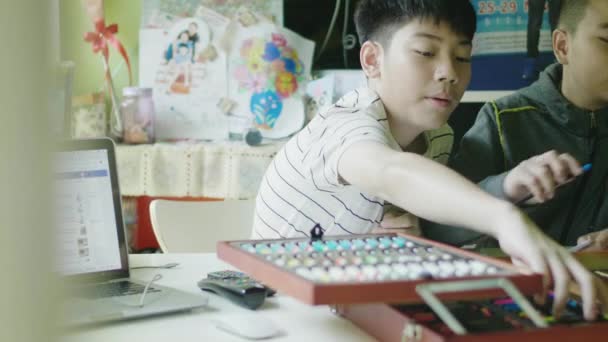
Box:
149, 199, 256, 253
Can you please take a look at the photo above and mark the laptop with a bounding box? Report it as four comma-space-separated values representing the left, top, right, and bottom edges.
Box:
53, 138, 207, 326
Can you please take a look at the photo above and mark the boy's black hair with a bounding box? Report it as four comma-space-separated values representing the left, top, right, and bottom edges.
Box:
354, 0, 476, 46
558, 0, 589, 34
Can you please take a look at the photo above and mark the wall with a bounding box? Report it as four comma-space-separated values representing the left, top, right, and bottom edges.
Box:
60, 0, 141, 97
1, 0, 57, 340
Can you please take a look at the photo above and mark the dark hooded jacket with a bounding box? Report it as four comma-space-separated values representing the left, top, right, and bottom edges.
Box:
423, 63, 608, 246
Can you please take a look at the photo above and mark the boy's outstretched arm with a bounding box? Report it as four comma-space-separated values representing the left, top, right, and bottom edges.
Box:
338, 140, 608, 321
340, 140, 510, 233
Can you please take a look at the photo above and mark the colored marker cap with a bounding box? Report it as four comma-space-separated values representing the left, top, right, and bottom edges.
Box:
582, 163, 592, 172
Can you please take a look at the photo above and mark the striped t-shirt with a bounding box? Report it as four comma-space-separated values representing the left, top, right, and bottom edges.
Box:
251, 87, 453, 239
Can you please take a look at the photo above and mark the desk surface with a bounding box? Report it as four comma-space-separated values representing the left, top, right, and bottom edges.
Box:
62, 253, 375, 342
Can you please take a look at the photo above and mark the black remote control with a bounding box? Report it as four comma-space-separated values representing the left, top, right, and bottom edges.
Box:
197, 270, 272, 310
207, 270, 277, 296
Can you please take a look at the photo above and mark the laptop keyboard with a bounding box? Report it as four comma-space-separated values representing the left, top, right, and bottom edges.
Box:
75, 281, 161, 299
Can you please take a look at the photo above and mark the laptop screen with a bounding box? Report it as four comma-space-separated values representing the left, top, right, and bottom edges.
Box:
53, 148, 122, 276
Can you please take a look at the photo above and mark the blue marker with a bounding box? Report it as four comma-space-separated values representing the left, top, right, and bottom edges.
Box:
516, 163, 592, 205
582, 163, 593, 173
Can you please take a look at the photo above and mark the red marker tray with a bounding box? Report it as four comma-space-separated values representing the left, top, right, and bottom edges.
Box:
217, 233, 542, 305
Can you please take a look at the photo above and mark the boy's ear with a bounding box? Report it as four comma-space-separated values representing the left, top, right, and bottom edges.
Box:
552, 29, 569, 65
360, 41, 382, 78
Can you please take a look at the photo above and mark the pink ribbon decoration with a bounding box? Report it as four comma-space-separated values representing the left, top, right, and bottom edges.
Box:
83, 19, 133, 85
81, 0, 129, 136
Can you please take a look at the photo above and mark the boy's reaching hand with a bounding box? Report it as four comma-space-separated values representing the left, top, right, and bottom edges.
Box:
503, 150, 583, 204
494, 207, 608, 321
339, 141, 605, 320
577, 228, 608, 251
374, 210, 422, 236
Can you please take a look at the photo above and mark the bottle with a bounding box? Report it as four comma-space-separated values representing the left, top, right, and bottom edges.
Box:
121, 87, 155, 144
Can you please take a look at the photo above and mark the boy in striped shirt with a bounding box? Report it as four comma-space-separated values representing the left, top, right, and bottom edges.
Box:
252, 0, 606, 319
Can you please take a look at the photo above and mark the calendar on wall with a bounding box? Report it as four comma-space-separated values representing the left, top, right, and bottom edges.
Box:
472, 0, 553, 55
468, 0, 556, 90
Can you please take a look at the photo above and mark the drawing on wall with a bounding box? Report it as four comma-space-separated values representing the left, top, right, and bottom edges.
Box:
139, 8, 230, 140
159, 18, 210, 94
226, 10, 314, 139
139, 2, 308, 141
234, 33, 304, 129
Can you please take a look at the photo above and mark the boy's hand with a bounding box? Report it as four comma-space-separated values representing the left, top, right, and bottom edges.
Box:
374, 211, 421, 236
503, 150, 582, 204
577, 228, 608, 251
371, 226, 421, 236
494, 207, 608, 321
503, 150, 583, 203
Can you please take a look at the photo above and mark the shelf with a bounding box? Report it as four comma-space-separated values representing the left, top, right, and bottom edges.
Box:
461, 91, 514, 103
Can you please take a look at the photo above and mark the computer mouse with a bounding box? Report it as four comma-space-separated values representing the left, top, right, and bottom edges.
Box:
211, 313, 282, 340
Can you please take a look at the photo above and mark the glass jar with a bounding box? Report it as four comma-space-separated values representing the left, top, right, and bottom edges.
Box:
121, 87, 155, 144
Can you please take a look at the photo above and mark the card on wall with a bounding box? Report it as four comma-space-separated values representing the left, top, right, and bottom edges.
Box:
139, 8, 230, 140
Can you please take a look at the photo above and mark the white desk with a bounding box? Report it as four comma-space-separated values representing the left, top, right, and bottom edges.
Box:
62, 253, 376, 342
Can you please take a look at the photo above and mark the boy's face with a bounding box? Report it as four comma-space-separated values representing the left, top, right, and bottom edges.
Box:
372, 19, 472, 130
561, 0, 608, 110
